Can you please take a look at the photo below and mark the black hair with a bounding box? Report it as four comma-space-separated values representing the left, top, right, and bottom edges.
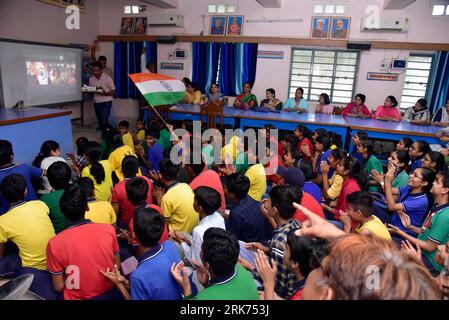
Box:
419, 167, 437, 193
315, 134, 332, 150
330, 148, 346, 162
194, 187, 221, 215
296, 87, 304, 95
355, 93, 366, 104
340, 155, 368, 191
84, 141, 105, 185
223, 173, 250, 200
414, 140, 431, 158
0, 173, 26, 203
329, 132, 342, 149
314, 128, 327, 138
347, 191, 373, 217
122, 155, 140, 179
186, 152, 206, 176
145, 130, 160, 139
320, 93, 330, 105
33, 140, 60, 168
202, 228, 239, 277
47, 161, 71, 190
159, 158, 180, 181
118, 120, 129, 129
283, 134, 299, 150
209, 82, 219, 93
109, 129, 124, 149
355, 131, 368, 141
395, 150, 411, 172
98, 56, 107, 62
243, 82, 253, 89
188, 82, 200, 92
0, 140, 13, 166
417, 98, 428, 109
125, 177, 149, 206
133, 207, 164, 247
77, 177, 95, 198
360, 140, 375, 157
426, 151, 446, 172
295, 125, 313, 142
269, 185, 302, 220
182, 77, 191, 86
399, 137, 414, 151
60, 183, 87, 222
75, 137, 88, 156
92, 61, 102, 69
439, 170, 449, 189
286, 230, 328, 277
386, 95, 398, 107
298, 159, 315, 181
266, 88, 276, 97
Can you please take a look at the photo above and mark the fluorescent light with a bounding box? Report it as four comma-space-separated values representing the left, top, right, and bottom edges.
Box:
432, 4, 445, 16
124, 5, 131, 14
217, 4, 226, 13
227, 5, 236, 13
314, 4, 324, 14
132, 5, 139, 14
335, 4, 346, 14
325, 4, 334, 14
208, 4, 217, 13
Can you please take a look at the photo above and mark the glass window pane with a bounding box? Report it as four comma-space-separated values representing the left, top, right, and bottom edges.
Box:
409, 56, 432, 63
294, 50, 313, 57
311, 82, 332, 90
291, 75, 310, 82
335, 71, 355, 78
432, 5, 445, 15
333, 90, 353, 98
333, 96, 351, 103
292, 55, 312, 63
314, 4, 324, 14
315, 51, 336, 58
338, 52, 358, 59
405, 69, 430, 77
336, 65, 356, 72
124, 6, 131, 14
290, 81, 310, 88
312, 69, 334, 77
333, 84, 353, 91
312, 76, 333, 83
337, 58, 357, 65
325, 4, 334, 13
334, 78, 354, 85
403, 76, 430, 84
335, 4, 346, 14
314, 57, 335, 64
292, 62, 312, 69
208, 4, 217, 13
313, 63, 334, 71
406, 62, 432, 70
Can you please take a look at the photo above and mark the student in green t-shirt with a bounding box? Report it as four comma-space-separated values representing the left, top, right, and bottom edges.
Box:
170, 228, 259, 300
371, 150, 410, 192
41, 161, 72, 233
357, 140, 383, 192
388, 170, 449, 274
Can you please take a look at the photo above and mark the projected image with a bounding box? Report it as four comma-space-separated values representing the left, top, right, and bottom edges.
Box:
26, 61, 76, 86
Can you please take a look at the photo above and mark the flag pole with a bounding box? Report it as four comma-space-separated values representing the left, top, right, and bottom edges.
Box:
147, 103, 169, 127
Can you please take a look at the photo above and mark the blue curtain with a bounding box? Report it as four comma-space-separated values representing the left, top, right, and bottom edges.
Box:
192, 42, 220, 94
428, 51, 449, 113
114, 41, 157, 99
219, 43, 258, 96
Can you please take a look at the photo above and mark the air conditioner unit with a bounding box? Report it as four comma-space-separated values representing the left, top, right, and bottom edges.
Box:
148, 14, 184, 27
361, 16, 409, 32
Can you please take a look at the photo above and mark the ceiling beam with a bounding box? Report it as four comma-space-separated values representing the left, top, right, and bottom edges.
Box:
256, 0, 282, 8
139, 0, 178, 9
383, 0, 417, 10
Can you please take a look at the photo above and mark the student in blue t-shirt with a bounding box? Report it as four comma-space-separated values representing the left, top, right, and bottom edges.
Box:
0, 140, 44, 214
312, 134, 333, 185
101, 207, 182, 300
136, 130, 163, 174
409, 140, 430, 171
298, 159, 322, 203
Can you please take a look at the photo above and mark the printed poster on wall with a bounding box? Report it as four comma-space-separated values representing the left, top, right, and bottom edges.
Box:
366, 72, 399, 81
257, 51, 284, 59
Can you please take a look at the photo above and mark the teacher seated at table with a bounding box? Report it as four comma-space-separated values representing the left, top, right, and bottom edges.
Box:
233, 82, 258, 110
283, 87, 308, 113
402, 98, 430, 125
259, 88, 283, 111
431, 99, 449, 127
373, 95, 401, 122
315, 93, 333, 115
203, 82, 225, 107
342, 93, 372, 118
183, 82, 202, 104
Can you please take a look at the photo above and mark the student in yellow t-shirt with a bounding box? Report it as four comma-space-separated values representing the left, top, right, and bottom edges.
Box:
78, 177, 117, 227
118, 120, 135, 150
339, 191, 391, 240
108, 129, 140, 182
244, 144, 267, 202
0, 173, 55, 272
82, 142, 113, 202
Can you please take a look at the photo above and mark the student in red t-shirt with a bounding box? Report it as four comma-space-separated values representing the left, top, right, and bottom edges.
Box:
294, 125, 315, 161
46, 183, 121, 300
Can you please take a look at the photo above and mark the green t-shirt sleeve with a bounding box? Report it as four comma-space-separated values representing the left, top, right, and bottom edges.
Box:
427, 211, 449, 244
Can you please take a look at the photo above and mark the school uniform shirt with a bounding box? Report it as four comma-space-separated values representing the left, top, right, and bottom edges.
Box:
403, 107, 430, 122
234, 152, 249, 174
128, 204, 169, 247
293, 192, 325, 223
355, 216, 392, 240
86, 199, 117, 225
202, 144, 215, 169
46, 220, 119, 300
432, 107, 449, 124
0, 164, 43, 214
130, 241, 182, 300
289, 279, 306, 300
81, 160, 113, 202
270, 136, 284, 160
161, 182, 198, 233
297, 137, 315, 160
188, 265, 259, 300
332, 178, 361, 220
245, 163, 267, 202
41, 189, 69, 234
365, 155, 383, 192
122, 132, 134, 150
40, 156, 68, 194
284, 98, 309, 112
111, 176, 154, 225
327, 172, 344, 200
417, 203, 449, 271
390, 186, 429, 237
392, 169, 409, 188
0, 201, 55, 270
108, 145, 139, 182
189, 170, 226, 212
303, 181, 322, 204
317, 149, 334, 179
146, 143, 163, 172
410, 158, 424, 171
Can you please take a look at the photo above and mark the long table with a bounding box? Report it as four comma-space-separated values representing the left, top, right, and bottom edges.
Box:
169, 104, 242, 127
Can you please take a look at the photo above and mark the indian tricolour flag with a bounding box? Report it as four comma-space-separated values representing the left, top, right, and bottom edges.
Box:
129, 73, 185, 106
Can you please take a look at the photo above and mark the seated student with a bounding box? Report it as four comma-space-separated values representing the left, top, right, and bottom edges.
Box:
46, 183, 120, 300
118, 120, 134, 150
41, 161, 72, 234
388, 170, 449, 274
396, 137, 414, 153
146, 121, 171, 152
184, 82, 202, 104
203, 82, 225, 107
223, 173, 272, 244
383, 163, 435, 237
102, 207, 182, 300
112, 156, 153, 227
350, 131, 368, 163
403, 98, 431, 125
320, 149, 345, 202
134, 120, 146, 146
0, 140, 44, 214
342, 94, 372, 118
315, 93, 332, 115
259, 88, 283, 111
171, 228, 259, 300
244, 144, 267, 202
373, 95, 401, 122
171, 187, 225, 265
136, 130, 163, 174
312, 133, 334, 185
283, 145, 302, 169
410, 140, 431, 171
357, 141, 383, 192
233, 82, 258, 110
82, 141, 113, 202
339, 191, 391, 240
255, 231, 328, 300
423, 151, 446, 173
108, 129, 139, 182
371, 150, 410, 192
0, 173, 55, 275
33, 140, 68, 195
185, 154, 226, 212
294, 125, 315, 161
283, 87, 308, 113
432, 99, 449, 127
154, 159, 198, 233
77, 177, 117, 226
67, 136, 89, 174
262, 124, 284, 159
299, 159, 322, 203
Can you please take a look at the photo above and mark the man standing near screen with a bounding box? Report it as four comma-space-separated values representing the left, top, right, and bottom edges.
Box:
89, 61, 115, 130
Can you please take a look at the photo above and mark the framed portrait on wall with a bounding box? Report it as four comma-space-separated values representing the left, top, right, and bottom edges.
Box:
330, 17, 351, 39
134, 17, 148, 35
226, 15, 244, 36
120, 17, 135, 35
310, 16, 330, 39
210, 16, 227, 35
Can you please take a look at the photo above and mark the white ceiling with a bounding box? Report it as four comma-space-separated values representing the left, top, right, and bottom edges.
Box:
256, 0, 282, 8
383, 0, 417, 10
140, 0, 178, 9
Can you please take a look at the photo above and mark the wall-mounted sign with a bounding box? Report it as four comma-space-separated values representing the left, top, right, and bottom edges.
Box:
366, 72, 399, 81
160, 62, 184, 70
257, 50, 284, 59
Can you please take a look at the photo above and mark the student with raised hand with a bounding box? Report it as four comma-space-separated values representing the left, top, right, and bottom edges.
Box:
403, 98, 431, 125
171, 228, 259, 300
294, 125, 315, 161
312, 133, 333, 185
102, 207, 183, 300
373, 95, 401, 122
284, 87, 308, 113
410, 140, 431, 171
82, 141, 113, 201
320, 149, 345, 202
422, 151, 446, 173
371, 150, 410, 192
357, 140, 383, 192
342, 94, 372, 118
